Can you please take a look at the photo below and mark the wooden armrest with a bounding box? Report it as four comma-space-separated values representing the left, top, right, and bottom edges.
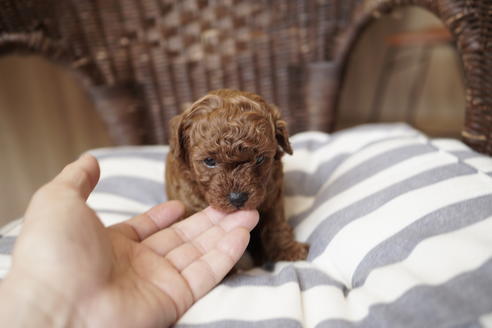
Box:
385, 27, 452, 47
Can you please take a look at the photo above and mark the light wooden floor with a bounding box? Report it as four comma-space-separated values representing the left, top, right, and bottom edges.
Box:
338, 7, 464, 137
0, 57, 112, 225
0, 7, 465, 227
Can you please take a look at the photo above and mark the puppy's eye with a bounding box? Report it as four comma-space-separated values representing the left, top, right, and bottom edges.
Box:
203, 157, 217, 168
255, 155, 265, 165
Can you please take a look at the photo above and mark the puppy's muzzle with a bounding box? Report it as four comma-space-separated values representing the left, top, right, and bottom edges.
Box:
229, 192, 249, 208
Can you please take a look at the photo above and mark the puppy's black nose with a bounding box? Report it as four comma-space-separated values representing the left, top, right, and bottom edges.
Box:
229, 192, 249, 208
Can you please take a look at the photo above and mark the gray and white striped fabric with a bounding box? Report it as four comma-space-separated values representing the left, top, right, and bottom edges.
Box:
1, 123, 492, 327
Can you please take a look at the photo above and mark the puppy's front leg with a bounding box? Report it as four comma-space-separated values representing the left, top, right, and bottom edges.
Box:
260, 204, 309, 262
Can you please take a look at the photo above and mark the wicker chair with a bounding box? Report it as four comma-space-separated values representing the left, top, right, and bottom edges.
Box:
0, 0, 490, 153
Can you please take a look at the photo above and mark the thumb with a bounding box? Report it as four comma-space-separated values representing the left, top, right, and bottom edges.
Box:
51, 153, 100, 200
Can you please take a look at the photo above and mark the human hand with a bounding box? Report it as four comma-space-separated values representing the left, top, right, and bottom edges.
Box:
0, 154, 259, 327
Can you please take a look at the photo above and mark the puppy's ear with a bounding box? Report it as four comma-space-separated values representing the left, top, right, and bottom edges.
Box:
275, 119, 293, 155
269, 104, 293, 155
169, 114, 189, 165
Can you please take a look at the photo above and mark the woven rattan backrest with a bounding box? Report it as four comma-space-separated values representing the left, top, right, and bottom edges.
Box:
0, 0, 490, 155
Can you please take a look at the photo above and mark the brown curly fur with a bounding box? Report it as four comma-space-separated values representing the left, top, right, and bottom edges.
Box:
165, 89, 308, 265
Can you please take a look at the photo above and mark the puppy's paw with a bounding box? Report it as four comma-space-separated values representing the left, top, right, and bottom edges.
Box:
226, 266, 239, 277
262, 261, 276, 272
276, 241, 309, 262
235, 251, 255, 271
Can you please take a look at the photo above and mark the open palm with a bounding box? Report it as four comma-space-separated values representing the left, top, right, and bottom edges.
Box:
3, 155, 258, 327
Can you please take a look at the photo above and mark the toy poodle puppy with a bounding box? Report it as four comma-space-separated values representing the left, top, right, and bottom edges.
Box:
165, 89, 308, 265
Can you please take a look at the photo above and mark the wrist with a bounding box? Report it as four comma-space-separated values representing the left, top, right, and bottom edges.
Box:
0, 271, 83, 327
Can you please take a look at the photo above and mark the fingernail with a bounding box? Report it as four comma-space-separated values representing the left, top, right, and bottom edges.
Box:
78, 152, 93, 160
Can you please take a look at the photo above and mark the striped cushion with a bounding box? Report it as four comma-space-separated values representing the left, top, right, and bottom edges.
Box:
2, 123, 492, 327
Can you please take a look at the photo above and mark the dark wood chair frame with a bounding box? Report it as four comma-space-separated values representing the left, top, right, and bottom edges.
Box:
0, 1, 490, 154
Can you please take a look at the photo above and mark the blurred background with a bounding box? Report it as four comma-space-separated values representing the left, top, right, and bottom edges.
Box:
0, 6, 464, 225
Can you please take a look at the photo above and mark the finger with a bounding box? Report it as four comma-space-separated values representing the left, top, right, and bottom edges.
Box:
51, 153, 100, 200
182, 228, 250, 300
141, 207, 227, 253
163, 210, 258, 270
165, 225, 224, 272
109, 201, 185, 241
173, 207, 228, 239
144, 208, 258, 256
